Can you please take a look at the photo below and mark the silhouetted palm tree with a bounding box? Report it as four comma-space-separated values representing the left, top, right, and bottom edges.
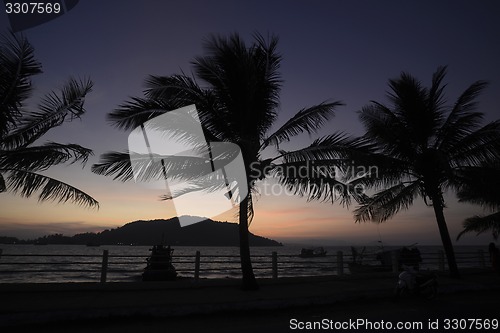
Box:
456, 161, 500, 240
92, 33, 365, 289
354, 66, 500, 278
0, 33, 98, 208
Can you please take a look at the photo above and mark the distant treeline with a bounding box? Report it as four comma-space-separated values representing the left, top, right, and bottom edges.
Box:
0, 217, 282, 247
0, 234, 80, 245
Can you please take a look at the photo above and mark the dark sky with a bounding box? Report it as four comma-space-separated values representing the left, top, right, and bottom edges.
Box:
1, 0, 499, 245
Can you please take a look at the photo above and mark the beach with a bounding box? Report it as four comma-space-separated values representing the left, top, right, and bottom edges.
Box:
1, 269, 499, 332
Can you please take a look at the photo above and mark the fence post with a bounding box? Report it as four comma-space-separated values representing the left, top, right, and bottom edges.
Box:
100, 250, 109, 283
391, 251, 399, 273
478, 249, 486, 269
336, 251, 343, 276
272, 251, 278, 279
438, 250, 445, 271
194, 251, 201, 281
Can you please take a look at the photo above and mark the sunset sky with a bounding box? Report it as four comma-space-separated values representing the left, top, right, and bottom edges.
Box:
1, 0, 499, 246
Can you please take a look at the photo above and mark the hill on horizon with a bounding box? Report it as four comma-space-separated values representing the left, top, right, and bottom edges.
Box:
0, 216, 283, 247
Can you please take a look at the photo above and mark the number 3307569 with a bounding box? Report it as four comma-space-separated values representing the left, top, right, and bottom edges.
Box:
5, 2, 61, 14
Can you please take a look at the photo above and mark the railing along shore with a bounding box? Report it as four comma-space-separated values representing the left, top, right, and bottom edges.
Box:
0, 248, 492, 283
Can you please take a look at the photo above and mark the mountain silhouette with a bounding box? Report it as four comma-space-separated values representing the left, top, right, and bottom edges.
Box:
1, 217, 282, 246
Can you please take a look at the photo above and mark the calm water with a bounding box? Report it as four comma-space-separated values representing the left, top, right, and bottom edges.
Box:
0, 244, 489, 283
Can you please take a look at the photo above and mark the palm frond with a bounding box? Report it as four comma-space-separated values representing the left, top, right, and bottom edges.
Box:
427, 65, 447, 120
0, 32, 42, 137
262, 101, 343, 149
278, 132, 372, 163
91, 151, 134, 181
92, 147, 239, 184
0, 142, 92, 172
107, 97, 172, 130
390, 70, 446, 149
144, 75, 230, 141
5, 169, 98, 208
0, 172, 5, 192
2, 78, 93, 149
275, 164, 358, 206
436, 80, 488, 150
145, 74, 205, 105
348, 150, 417, 189
161, 169, 242, 202
456, 212, 500, 240
353, 182, 420, 223
193, 33, 282, 138
447, 120, 500, 167
454, 162, 500, 209
359, 102, 416, 160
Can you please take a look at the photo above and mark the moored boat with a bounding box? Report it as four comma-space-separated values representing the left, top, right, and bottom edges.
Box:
299, 247, 327, 258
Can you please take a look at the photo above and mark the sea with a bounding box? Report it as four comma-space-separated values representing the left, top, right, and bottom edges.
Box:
0, 244, 490, 284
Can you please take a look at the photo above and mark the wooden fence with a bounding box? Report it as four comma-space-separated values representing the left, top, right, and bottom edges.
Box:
0, 248, 491, 283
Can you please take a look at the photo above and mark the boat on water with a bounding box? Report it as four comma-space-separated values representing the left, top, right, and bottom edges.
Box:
142, 244, 177, 281
348, 245, 422, 274
299, 247, 327, 258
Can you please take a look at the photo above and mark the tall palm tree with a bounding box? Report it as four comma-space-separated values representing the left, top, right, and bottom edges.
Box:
92, 33, 365, 289
354, 66, 500, 278
456, 161, 500, 240
0, 33, 98, 208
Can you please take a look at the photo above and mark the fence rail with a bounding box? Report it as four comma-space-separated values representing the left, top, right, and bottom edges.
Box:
0, 248, 492, 283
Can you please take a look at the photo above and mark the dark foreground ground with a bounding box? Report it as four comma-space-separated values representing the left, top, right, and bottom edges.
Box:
1, 270, 499, 333
32, 289, 500, 333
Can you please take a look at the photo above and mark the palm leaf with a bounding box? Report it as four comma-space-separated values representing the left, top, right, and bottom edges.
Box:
0, 32, 42, 137
0, 142, 92, 172
436, 80, 489, 151
275, 163, 358, 206
144, 74, 233, 142
447, 120, 500, 166
278, 132, 371, 163
107, 97, 172, 130
5, 169, 98, 208
161, 169, 241, 202
359, 102, 416, 160
427, 65, 447, 117
192, 33, 282, 138
457, 212, 500, 240
455, 162, 500, 209
91, 151, 134, 181
2, 78, 93, 149
0, 172, 5, 192
353, 181, 420, 223
262, 101, 343, 149
93, 148, 239, 184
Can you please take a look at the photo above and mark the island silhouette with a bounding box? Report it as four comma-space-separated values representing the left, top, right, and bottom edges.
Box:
0, 216, 282, 247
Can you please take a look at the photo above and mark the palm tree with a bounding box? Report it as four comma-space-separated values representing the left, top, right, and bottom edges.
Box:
456, 161, 500, 240
354, 66, 500, 278
92, 33, 365, 289
0, 33, 98, 208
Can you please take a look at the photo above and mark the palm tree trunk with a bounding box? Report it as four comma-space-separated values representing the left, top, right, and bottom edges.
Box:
431, 194, 460, 278
239, 195, 259, 290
